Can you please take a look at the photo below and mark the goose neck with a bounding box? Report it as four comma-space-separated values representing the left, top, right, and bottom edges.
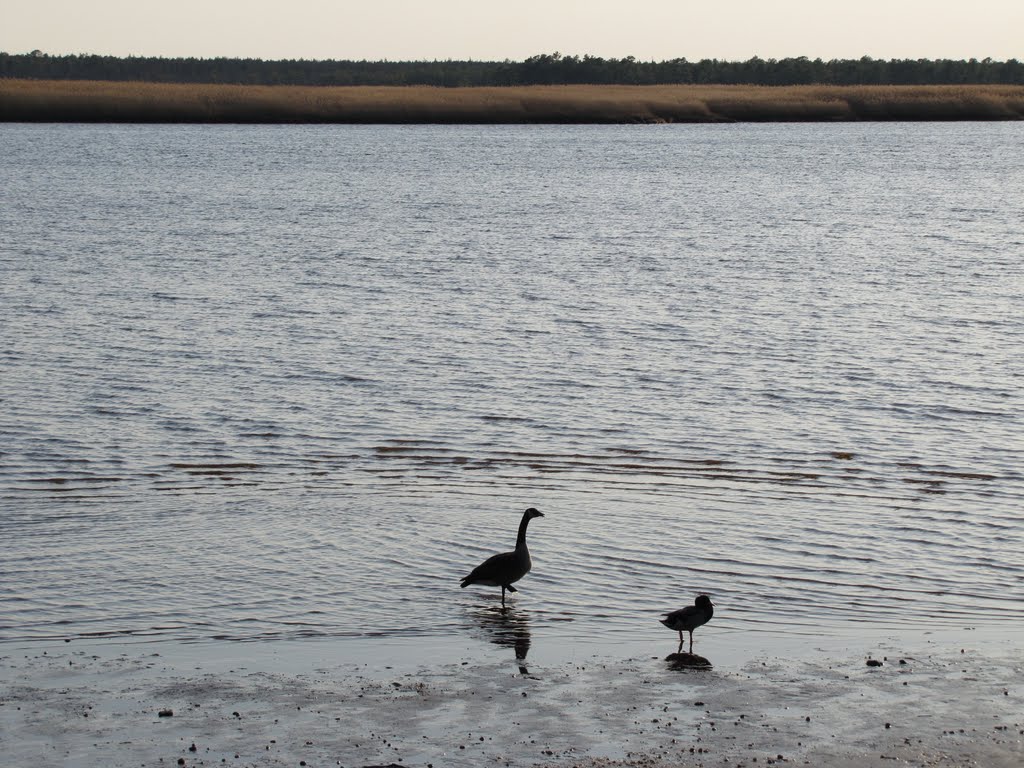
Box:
515, 513, 532, 551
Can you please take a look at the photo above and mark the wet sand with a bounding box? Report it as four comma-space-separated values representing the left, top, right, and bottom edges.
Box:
2, 630, 1021, 767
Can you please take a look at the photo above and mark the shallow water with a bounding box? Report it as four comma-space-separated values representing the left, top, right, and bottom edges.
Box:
1, 123, 1023, 655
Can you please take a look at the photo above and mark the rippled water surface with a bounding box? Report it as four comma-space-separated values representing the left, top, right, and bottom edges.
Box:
2, 123, 1022, 654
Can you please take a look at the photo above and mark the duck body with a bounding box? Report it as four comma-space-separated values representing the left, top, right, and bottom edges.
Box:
660, 594, 714, 654
461, 507, 544, 607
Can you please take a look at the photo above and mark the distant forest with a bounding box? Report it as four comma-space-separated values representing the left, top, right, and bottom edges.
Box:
3, 51, 1023, 87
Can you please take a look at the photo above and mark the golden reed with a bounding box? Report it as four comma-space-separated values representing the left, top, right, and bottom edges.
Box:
2, 79, 1023, 122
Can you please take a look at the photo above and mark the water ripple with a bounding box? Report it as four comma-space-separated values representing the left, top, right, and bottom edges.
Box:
2, 122, 1023, 646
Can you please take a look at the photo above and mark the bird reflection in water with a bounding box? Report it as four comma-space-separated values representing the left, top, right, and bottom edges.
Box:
468, 603, 533, 674
665, 651, 713, 670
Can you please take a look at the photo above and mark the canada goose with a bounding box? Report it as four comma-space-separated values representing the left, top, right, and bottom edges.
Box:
660, 595, 714, 654
460, 507, 544, 608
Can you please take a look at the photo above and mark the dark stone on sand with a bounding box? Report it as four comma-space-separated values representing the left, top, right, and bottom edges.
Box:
158, 708, 173, 717
866, 659, 883, 667
666, 652, 712, 668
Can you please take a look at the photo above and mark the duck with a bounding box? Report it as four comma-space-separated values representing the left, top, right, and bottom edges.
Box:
660, 595, 714, 654
460, 507, 544, 608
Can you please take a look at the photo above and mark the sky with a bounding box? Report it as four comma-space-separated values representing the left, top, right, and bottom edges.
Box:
3, 1, 1023, 62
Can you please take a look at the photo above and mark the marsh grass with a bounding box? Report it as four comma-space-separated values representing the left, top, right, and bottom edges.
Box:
2, 79, 1023, 123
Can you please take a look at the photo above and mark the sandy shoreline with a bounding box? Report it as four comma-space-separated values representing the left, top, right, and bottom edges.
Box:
2, 629, 1021, 768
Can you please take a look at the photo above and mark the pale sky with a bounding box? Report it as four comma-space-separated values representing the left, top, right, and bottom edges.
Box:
3, 1, 1022, 62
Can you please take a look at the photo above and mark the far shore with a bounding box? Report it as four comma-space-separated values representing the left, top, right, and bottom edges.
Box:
2, 79, 1024, 123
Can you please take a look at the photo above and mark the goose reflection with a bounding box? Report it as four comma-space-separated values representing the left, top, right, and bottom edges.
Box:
467, 603, 533, 674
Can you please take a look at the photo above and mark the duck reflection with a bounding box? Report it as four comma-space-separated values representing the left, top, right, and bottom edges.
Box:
665, 651, 713, 670
468, 603, 532, 674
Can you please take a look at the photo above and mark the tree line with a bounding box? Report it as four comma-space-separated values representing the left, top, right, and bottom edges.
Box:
2, 51, 1022, 87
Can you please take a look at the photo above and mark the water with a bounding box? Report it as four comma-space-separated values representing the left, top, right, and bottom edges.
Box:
1, 123, 1023, 658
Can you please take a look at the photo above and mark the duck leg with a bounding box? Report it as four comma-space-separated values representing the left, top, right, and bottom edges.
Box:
500, 586, 506, 609
688, 630, 694, 654
677, 631, 684, 654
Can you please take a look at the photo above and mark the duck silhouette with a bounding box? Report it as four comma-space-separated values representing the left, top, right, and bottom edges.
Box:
660, 594, 714, 654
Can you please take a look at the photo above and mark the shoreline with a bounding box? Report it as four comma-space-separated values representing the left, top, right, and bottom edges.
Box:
2, 81, 1024, 123
3, 628, 1021, 767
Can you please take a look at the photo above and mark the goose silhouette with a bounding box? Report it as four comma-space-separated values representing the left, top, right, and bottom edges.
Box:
460, 507, 544, 609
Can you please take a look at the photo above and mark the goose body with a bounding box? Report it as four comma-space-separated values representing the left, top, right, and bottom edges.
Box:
461, 507, 544, 607
660, 595, 714, 654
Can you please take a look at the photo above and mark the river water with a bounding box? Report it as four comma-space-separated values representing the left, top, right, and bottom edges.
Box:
1, 123, 1022, 658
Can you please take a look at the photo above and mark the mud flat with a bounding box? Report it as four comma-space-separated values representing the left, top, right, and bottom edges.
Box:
2, 630, 1021, 767
2, 80, 1024, 123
